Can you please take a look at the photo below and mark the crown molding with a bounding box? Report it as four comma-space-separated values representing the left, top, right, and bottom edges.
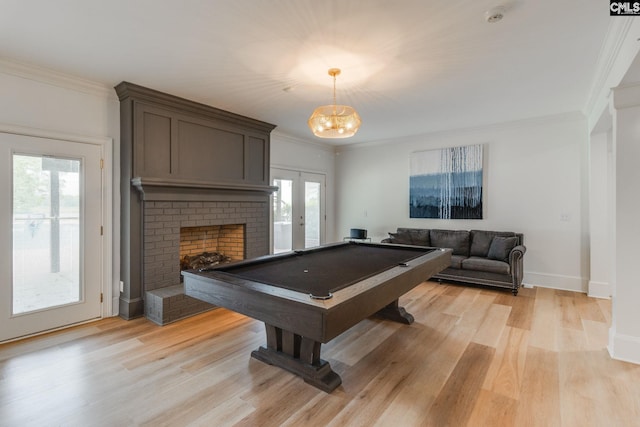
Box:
584, 18, 635, 121
0, 57, 115, 99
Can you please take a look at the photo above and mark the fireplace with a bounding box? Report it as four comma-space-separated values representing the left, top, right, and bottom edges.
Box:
179, 224, 244, 274
141, 196, 268, 325
116, 82, 276, 322
180, 224, 244, 264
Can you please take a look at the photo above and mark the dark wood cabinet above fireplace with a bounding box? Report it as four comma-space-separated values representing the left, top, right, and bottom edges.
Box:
115, 81, 276, 190
115, 82, 276, 320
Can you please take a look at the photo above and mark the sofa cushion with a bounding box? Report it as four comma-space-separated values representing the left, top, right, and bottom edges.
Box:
450, 255, 466, 269
487, 236, 518, 262
470, 230, 516, 257
462, 257, 510, 275
387, 232, 413, 245
430, 229, 470, 256
388, 228, 430, 246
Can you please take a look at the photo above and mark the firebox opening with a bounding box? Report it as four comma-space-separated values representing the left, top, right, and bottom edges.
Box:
179, 224, 245, 274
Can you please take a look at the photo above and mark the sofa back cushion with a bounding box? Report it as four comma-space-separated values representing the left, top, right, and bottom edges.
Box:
470, 230, 517, 257
430, 229, 470, 256
487, 236, 518, 262
388, 228, 430, 246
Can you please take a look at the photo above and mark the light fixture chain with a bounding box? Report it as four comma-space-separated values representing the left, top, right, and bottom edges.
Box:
332, 73, 337, 115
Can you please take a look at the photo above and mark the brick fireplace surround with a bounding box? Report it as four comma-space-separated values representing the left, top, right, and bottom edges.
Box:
140, 190, 269, 325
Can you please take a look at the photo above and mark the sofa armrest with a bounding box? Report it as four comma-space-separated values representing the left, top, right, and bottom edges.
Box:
509, 245, 526, 290
509, 245, 526, 263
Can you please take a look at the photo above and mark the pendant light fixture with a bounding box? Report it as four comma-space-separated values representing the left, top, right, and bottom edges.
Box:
308, 68, 361, 138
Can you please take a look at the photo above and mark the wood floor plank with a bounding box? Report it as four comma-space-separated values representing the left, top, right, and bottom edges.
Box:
371, 313, 466, 425
323, 359, 415, 427
528, 291, 560, 351
472, 302, 511, 348
425, 342, 495, 427
279, 393, 347, 426
575, 294, 607, 323
581, 319, 609, 351
188, 397, 256, 427
596, 298, 612, 324
507, 295, 535, 330
558, 349, 612, 427
442, 287, 481, 317
373, 383, 438, 427
458, 293, 498, 331
466, 389, 518, 427
514, 346, 561, 427
324, 318, 402, 366
558, 295, 583, 330
482, 326, 529, 400
587, 349, 640, 425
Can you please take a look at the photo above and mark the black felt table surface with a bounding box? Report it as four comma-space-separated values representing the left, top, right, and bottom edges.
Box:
221, 243, 434, 297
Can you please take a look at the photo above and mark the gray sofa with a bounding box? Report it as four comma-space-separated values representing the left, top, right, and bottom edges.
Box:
382, 228, 526, 295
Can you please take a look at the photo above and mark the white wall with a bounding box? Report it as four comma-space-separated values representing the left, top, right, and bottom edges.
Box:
270, 130, 336, 244
0, 60, 121, 315
588, 130, 612, 298
335, 114, 589, 292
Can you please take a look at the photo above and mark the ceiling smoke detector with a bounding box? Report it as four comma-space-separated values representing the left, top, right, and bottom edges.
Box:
485, 6, 506, 23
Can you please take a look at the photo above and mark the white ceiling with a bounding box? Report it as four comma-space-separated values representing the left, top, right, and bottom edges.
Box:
1, 0, 611, 145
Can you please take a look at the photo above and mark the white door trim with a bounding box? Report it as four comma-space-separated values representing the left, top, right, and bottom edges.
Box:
0, 123, 113, 319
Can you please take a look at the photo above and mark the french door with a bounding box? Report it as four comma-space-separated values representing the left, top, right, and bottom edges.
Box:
0, 132, 103, 342
272, 168, 325, 253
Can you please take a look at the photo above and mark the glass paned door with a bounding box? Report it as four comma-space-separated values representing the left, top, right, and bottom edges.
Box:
0, 133, 103, 342
273, 177, 293, 253
271, 169, 325, 253
13, 155, 81, 314
304, 181, 321, 248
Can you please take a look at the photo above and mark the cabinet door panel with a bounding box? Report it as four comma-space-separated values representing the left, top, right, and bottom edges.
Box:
177, 120, 244, 181
246, 136, 266, 184
134, 105, 172, 178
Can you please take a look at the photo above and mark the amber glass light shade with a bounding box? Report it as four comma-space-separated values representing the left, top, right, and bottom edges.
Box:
308, 68, 361, 139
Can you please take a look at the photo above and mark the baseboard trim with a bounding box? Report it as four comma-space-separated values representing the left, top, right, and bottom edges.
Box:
523, 271, 587, 293
118, 296, 144, 320
588, 281, 612, 299
608, 328, 640, 365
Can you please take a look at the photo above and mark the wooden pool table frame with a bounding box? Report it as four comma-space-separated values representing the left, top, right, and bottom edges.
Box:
183, 242, 451, 392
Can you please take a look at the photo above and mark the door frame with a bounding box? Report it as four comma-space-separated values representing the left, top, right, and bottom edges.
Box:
270, 167, 326, 252
0, 123, 114, 325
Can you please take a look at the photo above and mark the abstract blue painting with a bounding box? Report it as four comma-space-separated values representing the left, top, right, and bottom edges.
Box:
409, 144, 483, 219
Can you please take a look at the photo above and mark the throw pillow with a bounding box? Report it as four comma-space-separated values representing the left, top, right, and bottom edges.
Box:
487, 236, 518, 262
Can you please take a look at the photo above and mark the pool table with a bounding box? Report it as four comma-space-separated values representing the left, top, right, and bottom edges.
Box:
182, 241, 451, 392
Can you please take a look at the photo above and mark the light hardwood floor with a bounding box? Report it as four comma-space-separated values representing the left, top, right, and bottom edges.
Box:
1, 282, 638, 427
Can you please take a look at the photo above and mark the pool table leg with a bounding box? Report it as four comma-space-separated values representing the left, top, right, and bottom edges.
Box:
375, 299, 414, 324
251, 324, 342, 393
